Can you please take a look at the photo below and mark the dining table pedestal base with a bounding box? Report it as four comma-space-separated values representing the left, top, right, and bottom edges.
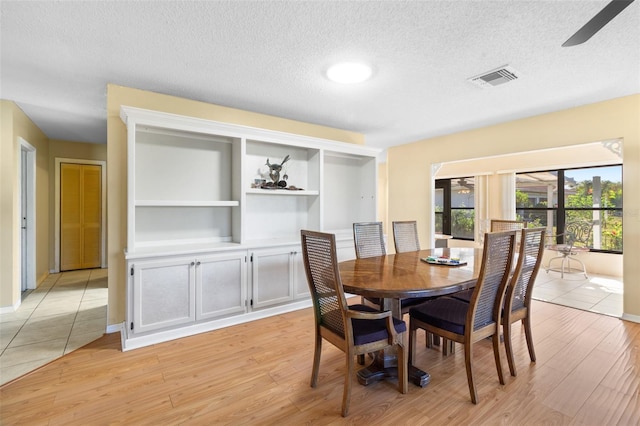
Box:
356, 362, 430, 388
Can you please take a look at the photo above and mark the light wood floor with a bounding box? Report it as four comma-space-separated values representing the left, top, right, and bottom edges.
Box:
1, 300, 639, 424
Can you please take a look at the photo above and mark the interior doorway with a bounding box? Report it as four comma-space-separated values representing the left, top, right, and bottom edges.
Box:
55, 158, 107, 272
19, 139, 36, 291
60, 163, 102, 271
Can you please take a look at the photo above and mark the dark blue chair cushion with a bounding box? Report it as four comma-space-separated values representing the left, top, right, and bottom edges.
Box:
401, 297, 429, 309
409, 297, 469, 335
364, 297, 430, 311
348, 304, 407, 346
450, 288, 474, 303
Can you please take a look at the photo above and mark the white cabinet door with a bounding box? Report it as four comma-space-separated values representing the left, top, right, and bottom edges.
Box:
250, 247, 294, 309
130, 257, 196, 334
196, 251, 247, 320
292, 248, 310, 300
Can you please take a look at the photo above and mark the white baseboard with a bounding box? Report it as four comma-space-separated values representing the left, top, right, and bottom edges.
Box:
621, 312, 640, 324
121, 299, 313, 352
0, 299, 20, 314
106, 323, 123, 334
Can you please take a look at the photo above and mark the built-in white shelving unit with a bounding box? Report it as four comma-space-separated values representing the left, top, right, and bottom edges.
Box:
120, 106, 379, 350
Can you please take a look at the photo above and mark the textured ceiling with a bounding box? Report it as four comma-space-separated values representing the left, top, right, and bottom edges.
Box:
1, 1, 639, 150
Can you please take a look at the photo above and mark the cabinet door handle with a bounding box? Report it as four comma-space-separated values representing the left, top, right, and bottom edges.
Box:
196, 261, 201, 266
191, 261, 195, 266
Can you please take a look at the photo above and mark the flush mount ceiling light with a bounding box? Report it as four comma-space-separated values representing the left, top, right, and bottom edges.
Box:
326, 62, 373, 84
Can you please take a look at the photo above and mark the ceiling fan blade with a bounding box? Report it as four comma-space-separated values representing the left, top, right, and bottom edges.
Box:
562, 0, 635, 47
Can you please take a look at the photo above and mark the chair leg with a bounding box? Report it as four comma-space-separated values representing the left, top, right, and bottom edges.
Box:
408, 323, 417, 366
545, 255, 565, 276
397, 336, 408, 394
523, 316, 537, 363
443, 338, 455, 355
342, 353, 353, 417
311, 332, 322, 387
567, 256, 588, 279
492, 332, 505, 385
503, 321, 517, 377
464, 342, 479, 404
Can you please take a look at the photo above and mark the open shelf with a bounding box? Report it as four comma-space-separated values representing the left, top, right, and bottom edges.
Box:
323, 151, 376, 231
135, 200, 240, 207
135, 126, 237, 203
245, 189, 319, 196
121, 105, 382, 351
245, 140, 320, 194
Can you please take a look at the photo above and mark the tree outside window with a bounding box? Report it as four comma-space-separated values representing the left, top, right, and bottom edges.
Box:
516, 165, 622, 253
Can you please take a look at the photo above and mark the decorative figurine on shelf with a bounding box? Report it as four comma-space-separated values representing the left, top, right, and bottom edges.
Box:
266, 155, 290, 187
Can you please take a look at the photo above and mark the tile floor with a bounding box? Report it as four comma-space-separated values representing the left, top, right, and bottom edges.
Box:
0, 268, 108, 385
0, 267, 624, 386
532, 270, 623, 317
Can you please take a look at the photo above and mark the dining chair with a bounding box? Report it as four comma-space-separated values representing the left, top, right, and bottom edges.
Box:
359, 221, 428, 314
300, 230, 408, 417
352, 222, 386, 310
449, 219, 525, 306
392, 220, 421, 253
492, 219, 526, 250
503, 227, 545, 376
408, 230, 516, 404
353, 222, 386, 259
392, 220, 439, 347
391, 221, 427, 307
490, 219, 526, 232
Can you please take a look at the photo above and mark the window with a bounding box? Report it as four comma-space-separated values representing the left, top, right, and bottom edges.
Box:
516, 165, 622, 253
434, 180, 449, 235
435, 177, 475, 240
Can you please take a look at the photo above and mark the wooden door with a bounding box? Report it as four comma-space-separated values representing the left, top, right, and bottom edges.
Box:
60, 163, 101, 271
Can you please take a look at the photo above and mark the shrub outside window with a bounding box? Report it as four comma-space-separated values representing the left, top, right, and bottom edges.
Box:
435, 177, 475, 240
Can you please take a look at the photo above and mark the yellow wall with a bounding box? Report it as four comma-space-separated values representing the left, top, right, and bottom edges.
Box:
388, 94, 640, 319
0, 101, 50, 309
106, 84, 365, 325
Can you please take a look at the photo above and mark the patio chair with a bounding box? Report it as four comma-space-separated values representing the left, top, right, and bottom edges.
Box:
546, 219, 592, 278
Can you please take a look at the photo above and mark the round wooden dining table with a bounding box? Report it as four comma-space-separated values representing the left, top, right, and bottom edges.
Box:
338, 247, 483, 387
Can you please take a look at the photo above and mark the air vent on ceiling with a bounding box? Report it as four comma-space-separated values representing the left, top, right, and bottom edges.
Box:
468, 65, 520, 88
